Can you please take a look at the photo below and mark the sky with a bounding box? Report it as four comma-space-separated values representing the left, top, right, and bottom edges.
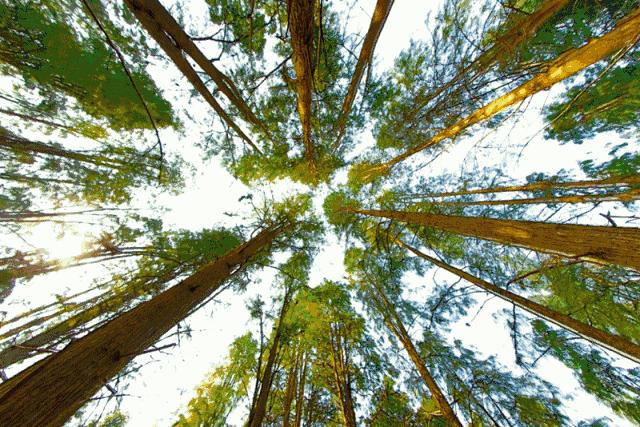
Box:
0, 0, 636, 426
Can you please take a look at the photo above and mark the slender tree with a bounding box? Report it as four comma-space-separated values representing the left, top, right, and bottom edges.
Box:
124, 0, 261, 153
332, 0, 394, 151
353, 6, 640, 182
397, 239, 640, 363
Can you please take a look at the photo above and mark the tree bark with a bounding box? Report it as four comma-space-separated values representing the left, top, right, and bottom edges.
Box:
352, 208, 640, 270
281, 346, 299, 427
0, 226, 286, 426
136, 0, 270, 137
366, 281, 463, 426
248, 289, 292, 427
332, 0, 394, 151
124, 0, 262, 154
408, 175, 640, 198
293, 351, 307, 427
428, 189, 640, 206
406, 0, 570, 123
288, 0, 316, 172
398, 239, 640, 364
362, 6, 640, 179
328, 323, 357, 427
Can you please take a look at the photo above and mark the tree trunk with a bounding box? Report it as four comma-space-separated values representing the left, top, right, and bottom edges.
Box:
0, 131, 114, 167
407, 0, 570, 123
124, 0, 262, 154
293, 351, 307, 427
366, 282, 463, 426
0, 278, 157, 368
429, 189, 640, 206
281, 346, 299, 427
408, 174, 640, 198
398, 239, 640, 364
362, 6, 640, 179
352, 208, 640, 270
332, 0, 394, 150
328, 323, 357, 427
137, 0, 270, 137
0, 225, 286, 426
288, 0, 316, 172
248, 289, 292, 427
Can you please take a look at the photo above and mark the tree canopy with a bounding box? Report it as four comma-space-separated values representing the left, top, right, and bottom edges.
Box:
0, 0, 639, 426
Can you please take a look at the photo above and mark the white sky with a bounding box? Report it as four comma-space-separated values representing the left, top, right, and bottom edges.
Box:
0, 0, 636, 426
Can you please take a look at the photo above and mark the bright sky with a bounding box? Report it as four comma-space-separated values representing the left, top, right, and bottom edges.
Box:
0, 0, 635, 426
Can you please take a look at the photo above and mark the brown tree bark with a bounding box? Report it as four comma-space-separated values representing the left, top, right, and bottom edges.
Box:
332, 0, 394, 151
366, 280, 463, 426
351, 208, 640, 270
136, 0, 270, 137
293, 351, 307, 427
360, 6, 640, 180
281, 346, 299, 427
407, 175, 640, 198
427, 189, 640, 206
124, 0, 262, 153
398, 239, 640, 364
405, 0, 570, 124
328, 323, 357, 427
248, 289, 293, 427
288, 0, 317, 172
0, 225, 287, 426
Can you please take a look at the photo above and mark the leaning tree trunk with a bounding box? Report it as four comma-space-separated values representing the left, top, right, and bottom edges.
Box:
360, 6, 640, 180
332, 0, 394, 150
351, 208, 640, 270
408, 175, 640, 199
367, 281, 463, 426
0, 225, 287, 427
429, 189, 640, 206
405, 0, 570, 124
124, 0, 261, 153
137, 0, 270, 137
398, 239, 640, 364
288, 0, 316, 172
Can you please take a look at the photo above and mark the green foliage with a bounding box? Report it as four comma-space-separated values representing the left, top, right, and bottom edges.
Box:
0, 1, 176, 130
174, 333, 258, 427
545, 61, 640, 144
532, 320, 640, 423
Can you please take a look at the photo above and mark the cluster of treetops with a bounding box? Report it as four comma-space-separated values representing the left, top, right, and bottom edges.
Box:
0, 0, 639, 425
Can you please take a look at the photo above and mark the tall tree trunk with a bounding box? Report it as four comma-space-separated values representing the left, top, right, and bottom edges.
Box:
248, 289, 293, 427
124, 0, 262, 154
332, 0, 394, 151
366, 281, 463, 426
328, 323, 357, 427
428, 189, 640, 206
407, 175, 640, 199
361, 7, 640, 180
136, 0, 270, 137
288, 0, 316, 172
281, 346, 299, 427
293, 351, 307, 427
398, 239, 640, 364
0, 275, 164, 368
0, 225, 287, 426
351, 208, 640, 270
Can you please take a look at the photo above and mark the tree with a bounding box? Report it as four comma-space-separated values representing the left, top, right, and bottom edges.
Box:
0, 224, 288, 426
352, 6, 640, 183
